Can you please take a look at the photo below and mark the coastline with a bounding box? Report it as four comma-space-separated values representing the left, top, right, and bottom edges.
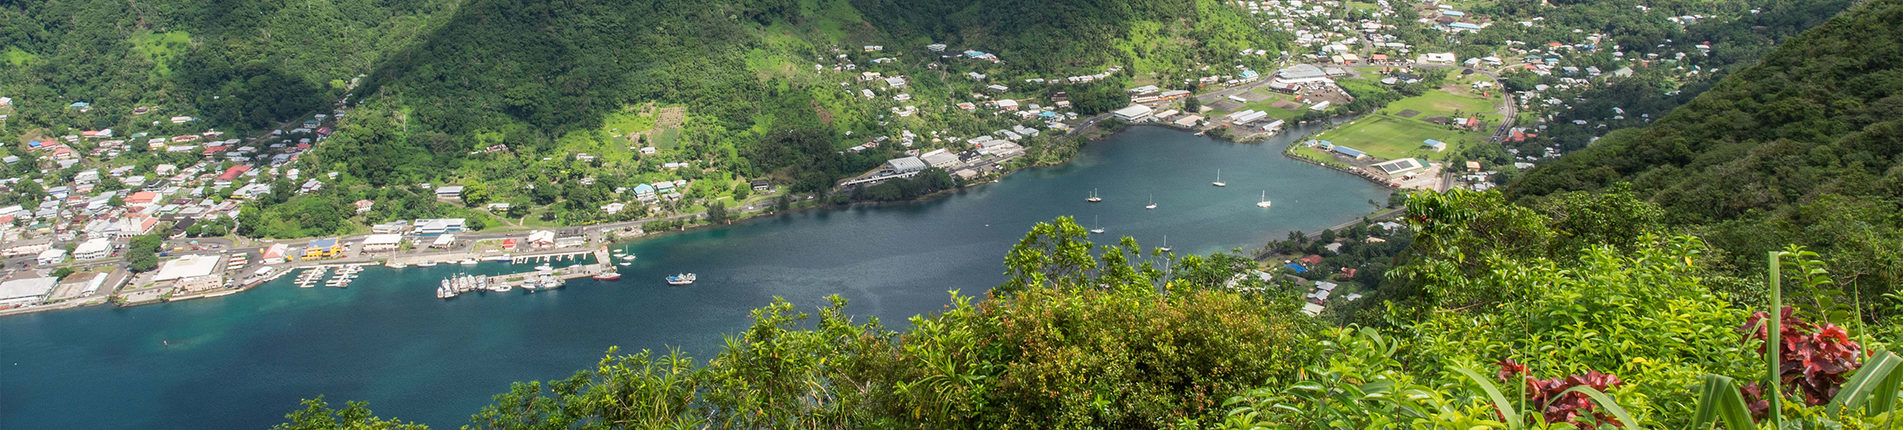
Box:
1, 124, 1396, 318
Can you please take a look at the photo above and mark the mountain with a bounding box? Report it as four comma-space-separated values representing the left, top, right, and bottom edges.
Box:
1510, 0, 1903, 313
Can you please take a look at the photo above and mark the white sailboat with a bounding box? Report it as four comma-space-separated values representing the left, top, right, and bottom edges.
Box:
1212, 169, 1227, 187
1158, 235, 1172, 252
1086, 188, 1102, 203
1089, 215, 1105, 234
1145, 194, 1157, 210
1256, 190, 1272, 208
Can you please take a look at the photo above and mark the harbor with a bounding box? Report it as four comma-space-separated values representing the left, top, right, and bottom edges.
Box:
0, 126, 1389, 430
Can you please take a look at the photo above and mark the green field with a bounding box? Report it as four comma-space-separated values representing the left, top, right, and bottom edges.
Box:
1311, 115, 1475, 161
1384, 89, 1497, 121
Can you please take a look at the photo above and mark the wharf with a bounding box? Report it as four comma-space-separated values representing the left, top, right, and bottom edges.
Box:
457, 248, 616, 294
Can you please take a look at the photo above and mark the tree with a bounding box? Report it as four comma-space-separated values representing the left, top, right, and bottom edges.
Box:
731, 182, 750, 201
272, 397, 426, 430
126, 233, 164, 272
773, 194, 792, 213
1183, 96, 1203, 113
705, 200, 727, 224
51, 267, 75, 280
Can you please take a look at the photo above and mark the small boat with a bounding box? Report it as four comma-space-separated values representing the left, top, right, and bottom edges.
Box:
619, 262, 632, 266
541, 276, 564, 289
1086, 188, 1102, 203
535, 264, 553, 272
592, 272, 622, 281
666, 273, 697, 285
1212, 169, 1226, 187
417, 261, 438, 267
437, 286, 456, 299
458, 259, 478, 265
484, 255, 512, 262
384, 261, 406, 269
1159, 235, 1173, 252
1256, 190, 1272, 208
1089, 215, 1105, 234
441, 279, 451, 290
619, 254, 636, 261
1145, 194, 1156, 210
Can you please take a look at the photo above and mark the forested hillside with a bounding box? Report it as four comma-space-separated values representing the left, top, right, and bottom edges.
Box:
1510, 0, 1903, 318
0, 0, 456, 131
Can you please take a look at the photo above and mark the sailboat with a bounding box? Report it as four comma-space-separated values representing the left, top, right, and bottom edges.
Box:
1145, 194, 1157, 210
1086, 188, 1102, 203
1256, 190, 1272, 208
1158, 235, 1172, 252
1212, 169, 1227, 187
1089, 215, 1106, 234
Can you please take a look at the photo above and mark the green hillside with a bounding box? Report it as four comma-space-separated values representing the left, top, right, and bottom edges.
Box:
1510, 0, 1903, 317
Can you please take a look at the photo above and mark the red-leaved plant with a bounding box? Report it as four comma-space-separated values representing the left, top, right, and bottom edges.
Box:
1494, 359, 1627, 427
1739, 306, 1864, 405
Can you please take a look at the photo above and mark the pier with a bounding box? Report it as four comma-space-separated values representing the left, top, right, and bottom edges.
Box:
437, 247, 617, 299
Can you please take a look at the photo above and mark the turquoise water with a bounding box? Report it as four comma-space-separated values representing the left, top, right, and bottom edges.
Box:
0, 126, 1387, 429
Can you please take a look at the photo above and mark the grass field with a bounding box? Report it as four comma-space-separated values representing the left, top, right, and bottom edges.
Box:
1312, 115, 1474, 161
1241, 91, 1306, 119
1384, 89, 1497, 121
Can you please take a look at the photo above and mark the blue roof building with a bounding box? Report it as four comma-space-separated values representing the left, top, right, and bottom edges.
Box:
1423, 139, 1447, 151
1285, 263, 1308, 273
1330, 145, 1368, 159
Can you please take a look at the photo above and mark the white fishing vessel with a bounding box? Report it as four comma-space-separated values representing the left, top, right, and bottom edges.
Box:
417, 261, 438, 267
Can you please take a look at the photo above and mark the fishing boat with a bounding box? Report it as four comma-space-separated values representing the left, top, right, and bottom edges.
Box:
592, 272, 622, 281
619, 262, 632, 266
666, 273, 697, 285
384, 261, 406, 269
492, 279, 513, 293
540, 276, 564, 290
1256, 191, 1272, 208
534, 264, 553, 272
1089, 215, 1106, 234
1086, 188, 1102, 203
1145, 194, 1156, 210
458, 259, 478, 266
1159, 235, 1173, 252
484, 255, 512, 262
1212, 169, 1227, 187
417, 261, 438, 267
437, 285, 456, 299
618, 254, 636, 261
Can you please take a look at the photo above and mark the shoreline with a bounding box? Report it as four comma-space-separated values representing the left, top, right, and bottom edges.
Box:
0, 124, 1396, 318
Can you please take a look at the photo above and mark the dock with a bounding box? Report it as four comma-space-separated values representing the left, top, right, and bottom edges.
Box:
436, 247, 617, 299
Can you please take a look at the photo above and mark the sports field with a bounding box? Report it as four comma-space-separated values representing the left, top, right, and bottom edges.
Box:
1384, 89, 1497, 122
1311, 115, 1473, 161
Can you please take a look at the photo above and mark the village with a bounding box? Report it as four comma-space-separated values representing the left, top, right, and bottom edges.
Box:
0, 0, 1750, 316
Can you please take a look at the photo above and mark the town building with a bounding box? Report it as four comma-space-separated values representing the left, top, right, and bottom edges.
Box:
73, 238, 111, 260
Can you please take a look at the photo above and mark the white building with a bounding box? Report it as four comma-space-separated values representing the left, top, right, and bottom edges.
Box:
0, 277, 59, 307
73, 238, 112, 260
36, 248, 67, 265
1111, 104, 1154, 122
361, 234, 403, 253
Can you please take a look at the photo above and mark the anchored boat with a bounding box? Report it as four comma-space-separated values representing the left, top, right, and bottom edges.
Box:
666, 273, 697, 285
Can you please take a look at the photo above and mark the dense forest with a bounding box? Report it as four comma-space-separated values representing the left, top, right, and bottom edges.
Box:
271, 1, 1903, 428
1511, 0, 1903, 322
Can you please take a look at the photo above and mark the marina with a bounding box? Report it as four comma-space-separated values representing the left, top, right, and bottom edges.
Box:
433, 248, 615, 299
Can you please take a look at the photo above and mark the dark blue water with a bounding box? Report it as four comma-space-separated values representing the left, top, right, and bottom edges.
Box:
0, 126, 1387, 429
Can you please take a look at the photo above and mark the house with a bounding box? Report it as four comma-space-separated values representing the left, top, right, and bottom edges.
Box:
360, 234, 403, 253
430, 234, 458, 249
74, 238, 112, 260
433, 185, 464, 199
1329, 145, 1368, 159
1423, 139, 1447, 152
261, 244, 289, 264
354, 200, 374, 214
304, 238, 343, 259
883, 76, 907, 88
1300, 254, 1324, 267
601, 203, 625, 214
750, 180, 770, 191
3, 238, 53, 257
